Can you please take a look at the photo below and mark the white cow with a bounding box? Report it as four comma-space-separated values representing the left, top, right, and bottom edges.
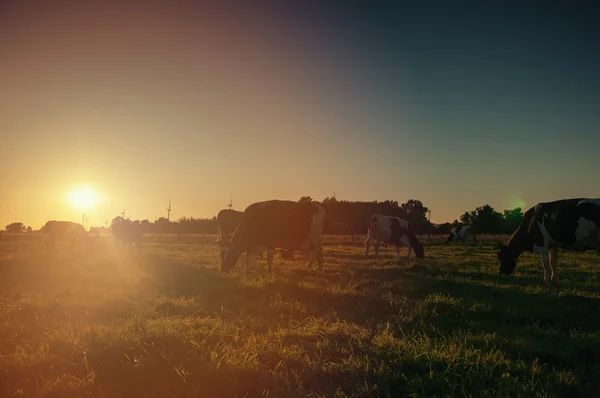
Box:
445, 225, 476, 245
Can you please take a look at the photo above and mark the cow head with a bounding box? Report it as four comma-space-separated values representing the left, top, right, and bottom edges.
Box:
496, 243, 517, 275
413, 241, 425, 259
444, 233, 454, 245
220, 244, 242, 273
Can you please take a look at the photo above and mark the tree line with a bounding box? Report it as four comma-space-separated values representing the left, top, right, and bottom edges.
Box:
314, 197, 523, 235
3, 197, 526, 236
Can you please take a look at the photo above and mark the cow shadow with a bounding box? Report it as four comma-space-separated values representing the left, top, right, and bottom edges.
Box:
138, 254, 398, 329
139, 255, 252, 298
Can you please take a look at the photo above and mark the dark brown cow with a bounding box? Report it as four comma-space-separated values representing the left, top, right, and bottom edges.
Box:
216, 208, 294, 267
220, 200, 327, 274
43, 220, 93, 253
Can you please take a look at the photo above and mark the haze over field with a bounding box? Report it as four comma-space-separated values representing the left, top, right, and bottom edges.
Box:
1, 2, 599, 229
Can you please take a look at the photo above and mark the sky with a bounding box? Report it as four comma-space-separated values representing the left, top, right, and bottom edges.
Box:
1, 1, 599, 229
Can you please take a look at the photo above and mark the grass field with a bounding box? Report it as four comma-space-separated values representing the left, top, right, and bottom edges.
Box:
1, 234, 599, 397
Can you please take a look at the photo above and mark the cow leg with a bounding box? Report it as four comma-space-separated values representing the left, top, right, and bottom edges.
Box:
549, 247, 558, 282
307, 237, 324, 270
307, 242, 317, 268
266, 250, 274, 274
244, 253, 252, 271
395, 245, 401, 263
317, 245, 324, 270
539, 247, 552, 283
445, 234, 453, 245
308, 246, 324, 270
374, 241, 380, 259
364, 238, 371, 258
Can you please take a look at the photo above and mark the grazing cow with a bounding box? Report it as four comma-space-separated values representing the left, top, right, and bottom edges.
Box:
445, 225, 476, 245
496, 198, 600, 283
364, 214, 424, 262
216, 208, 295, 268
111, 220, 143, 252
43, 220, 93, 253
216, 209, 244, 245
220, 200, 327, 274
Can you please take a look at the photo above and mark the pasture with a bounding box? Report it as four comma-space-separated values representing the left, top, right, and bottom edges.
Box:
1, 234, 599, 397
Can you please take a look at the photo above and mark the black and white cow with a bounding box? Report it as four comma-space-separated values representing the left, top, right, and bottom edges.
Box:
445, 225, 476, 245
220, 200, 327, 274
496, 198, 600, 283
43, 220, 93, 253
364, 214, 424, 262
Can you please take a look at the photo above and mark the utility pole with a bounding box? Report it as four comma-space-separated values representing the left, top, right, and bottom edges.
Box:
427, 209, 432, 239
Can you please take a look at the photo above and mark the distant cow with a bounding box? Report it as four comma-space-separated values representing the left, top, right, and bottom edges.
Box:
220, 200, 327, 274
43, 220, 93, 253
496, 198, 600, 283
111, 220, 143, 252
216, 208, 295, 266
364, 214, 424, 262
445, 225, 476, 245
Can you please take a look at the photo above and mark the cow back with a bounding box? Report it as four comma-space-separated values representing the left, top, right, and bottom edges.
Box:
231, 200, 324, 250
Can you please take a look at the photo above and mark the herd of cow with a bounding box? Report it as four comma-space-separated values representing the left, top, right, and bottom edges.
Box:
39, 197, 600, 283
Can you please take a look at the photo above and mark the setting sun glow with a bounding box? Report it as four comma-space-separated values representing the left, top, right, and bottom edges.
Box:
68, 187, 98, 209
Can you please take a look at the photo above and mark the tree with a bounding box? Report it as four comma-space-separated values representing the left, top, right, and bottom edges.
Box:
299, 196, 313, 203
322, 196, 338, 205
155, 217, 171, 234
110, 216, 128, 230
26, 226, 32, 233
400, 199, 430, 232
503, 207, 523, 233
459, 211, 475, 225
5, 222, 23, 233
471, 205, 504, 234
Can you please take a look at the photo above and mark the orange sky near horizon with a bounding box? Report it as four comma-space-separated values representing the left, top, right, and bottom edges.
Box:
1, 3, 598, 230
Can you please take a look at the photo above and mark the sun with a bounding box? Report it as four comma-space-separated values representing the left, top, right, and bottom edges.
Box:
68, 187, 98, 209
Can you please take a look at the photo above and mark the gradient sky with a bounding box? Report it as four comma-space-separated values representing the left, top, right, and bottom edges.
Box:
1, 1, 599, 229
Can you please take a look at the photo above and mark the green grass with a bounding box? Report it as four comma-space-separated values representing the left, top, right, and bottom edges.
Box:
1, 234, 599, 397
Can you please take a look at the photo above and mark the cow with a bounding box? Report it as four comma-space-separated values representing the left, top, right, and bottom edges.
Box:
220, 200, 327, 274
364, 214, 424, 263
216, 209, 244, 246
43, 220, 93, 253
496, 198, 600, 283
445, 225, 476, 245
111, 220, 143, 252
216, 208, 295, 268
